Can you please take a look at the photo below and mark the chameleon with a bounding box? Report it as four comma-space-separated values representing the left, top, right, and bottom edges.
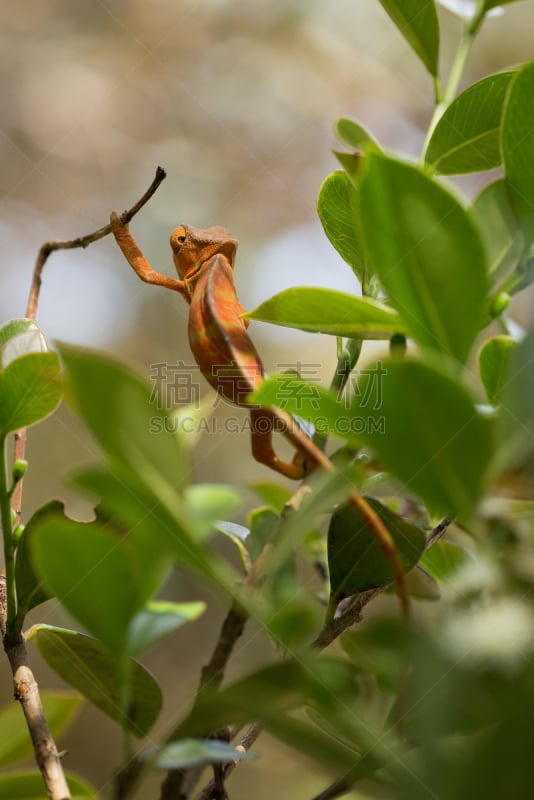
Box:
109, 213, 409, 614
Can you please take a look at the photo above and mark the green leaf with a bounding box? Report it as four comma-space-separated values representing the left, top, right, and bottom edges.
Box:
247, 506, 280, 560
128, 601, 206, 658
249, 482, 291, 513
351, 358, 492, 515
59, 345, 189, 494
29, 626, 162, 737
147, 739, 256, 770
335, 118, 383, 154
0, 691, 82, 768
328, 498, 426, 601
0, 771, 100, 800
0, 353, 62, 437
360, 154, 488, 363
244, 287, 407, 339
377, 0, 439, 75
15, 501, 65, 616
317, 170, 367, 281
471, 179, 525, 286
30, 511, 163, 654
502, 61, 534, 243
426, 71, 516, 174
479, 336, 517, 405
496, 326, 534, 472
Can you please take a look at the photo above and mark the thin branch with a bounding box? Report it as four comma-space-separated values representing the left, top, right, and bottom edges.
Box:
25, 166, 167, 321
10, 167, 167, 529
198, 605, 248, 695
1, 578, 71, 800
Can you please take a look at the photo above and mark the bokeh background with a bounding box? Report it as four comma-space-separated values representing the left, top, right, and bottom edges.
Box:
1, 2, 533, 797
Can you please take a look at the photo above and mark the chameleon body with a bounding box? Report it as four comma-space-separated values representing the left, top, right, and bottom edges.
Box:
109, 213, 408, 613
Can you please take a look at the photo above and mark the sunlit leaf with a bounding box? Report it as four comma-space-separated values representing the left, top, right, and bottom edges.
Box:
317, 171, 367, 281
426, 71, 515, 173
244, 287, 408, 339
0, 353, 61, 436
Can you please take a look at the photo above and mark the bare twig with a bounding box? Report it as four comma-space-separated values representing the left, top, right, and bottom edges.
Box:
198, 605, 248, 695
10, 166, 167, 529
1, 578, 71, 800
25, 166, 166, 321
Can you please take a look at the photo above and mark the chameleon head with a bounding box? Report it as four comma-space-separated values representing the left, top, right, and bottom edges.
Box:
170, 224, 239, 279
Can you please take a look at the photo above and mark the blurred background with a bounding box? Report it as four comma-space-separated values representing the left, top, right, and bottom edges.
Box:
1, 1, 533, 797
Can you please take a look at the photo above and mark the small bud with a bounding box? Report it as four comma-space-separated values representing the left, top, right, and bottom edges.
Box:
13, 524, 25, 545
12, 459, 28, 483
491, 292, 511, 318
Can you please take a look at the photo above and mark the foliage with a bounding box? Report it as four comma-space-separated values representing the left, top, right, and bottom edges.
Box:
1, 2, 534, 799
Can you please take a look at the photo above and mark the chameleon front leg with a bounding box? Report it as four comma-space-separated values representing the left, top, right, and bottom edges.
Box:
110, 212, 187, 295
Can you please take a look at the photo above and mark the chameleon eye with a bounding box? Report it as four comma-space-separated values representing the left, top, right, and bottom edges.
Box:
177, 235, 186, 243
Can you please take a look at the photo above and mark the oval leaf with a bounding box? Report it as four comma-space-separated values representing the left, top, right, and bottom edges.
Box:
426, 71, 516, 174
360, 154, 488, 363
328, 498, 426, 601
244, 287, 408, 339
317, 170, 367, 281
503, 61, 534, 243
350, 358, 493, 515
479, 336, 517, 405
335, 117, 383, 154
0, 352, 62, 436
29, 625, 162, 737
378, 0, 439, 76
